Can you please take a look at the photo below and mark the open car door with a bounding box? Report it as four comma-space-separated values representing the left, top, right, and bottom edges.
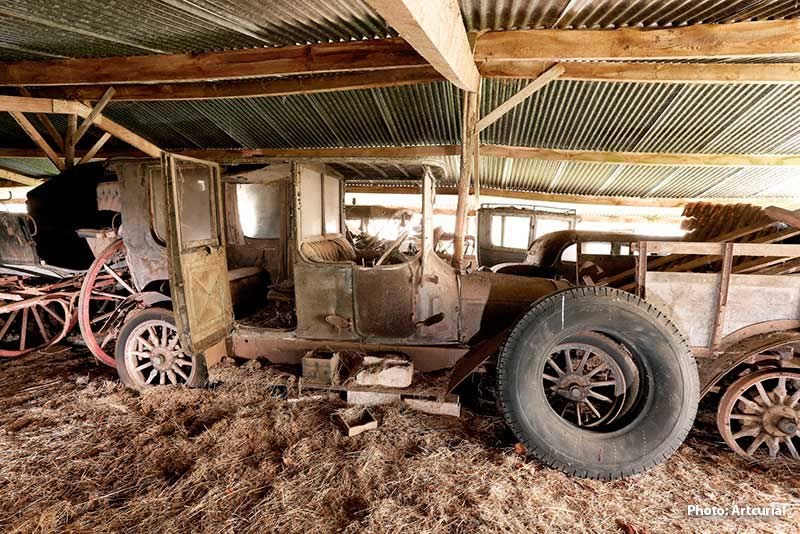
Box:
162, 153, 233, 356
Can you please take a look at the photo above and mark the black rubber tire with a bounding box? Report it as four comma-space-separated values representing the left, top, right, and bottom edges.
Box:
115, 308, 208, 390
497, 286, 698, 480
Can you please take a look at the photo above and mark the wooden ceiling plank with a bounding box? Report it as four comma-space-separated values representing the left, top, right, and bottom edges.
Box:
365, 0, 480, 91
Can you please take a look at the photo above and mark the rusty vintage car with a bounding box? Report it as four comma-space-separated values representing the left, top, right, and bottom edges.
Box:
26, 154, 698, 481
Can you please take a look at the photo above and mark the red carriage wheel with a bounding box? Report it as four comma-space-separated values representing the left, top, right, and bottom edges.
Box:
0, 296, 72, 357
78, 239, 138, 366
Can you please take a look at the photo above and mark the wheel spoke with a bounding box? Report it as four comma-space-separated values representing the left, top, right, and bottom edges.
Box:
145, 369, 158, 384
546, 357, 565, 377
173, 365, 189, 381
136, 361, 153, 372
0, 310, 19, 340
587, 390, 613, 403
587, 380, 617, 388
174, 358, 192, 368
755, 383, 773, 407
159, 371, 166, 384
736, 396, 764, 414
31, 306, 49, 343
787, 390, 800, 408
102, 264, 136, 295
746, 433, 767, 456
766, 436, 780, 458
585, 364, 608, 378
19, 307, 28, 351
542, 373, 559, 383
41, 304, 65, 324
732, 425, 761, 440
576, 350, 590, 374
785, 436, 800, 460
729, 413, 761, 422
166, 370, 178, 384
773, 377, 788, 403
584, 399, 602, 419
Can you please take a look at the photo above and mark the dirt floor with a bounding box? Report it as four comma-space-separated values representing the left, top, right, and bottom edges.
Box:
0, 349, 798, 533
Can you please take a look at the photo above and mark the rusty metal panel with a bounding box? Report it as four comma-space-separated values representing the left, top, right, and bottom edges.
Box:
353, 264, 416, 339
113, 160, 169, 290
293, 260, 357, 340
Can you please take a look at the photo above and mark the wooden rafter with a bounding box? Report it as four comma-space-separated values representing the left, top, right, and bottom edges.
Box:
475, 20, 800, 62
365, 0, 479, 91
8, 111, 64, 171
64, 114, 76, 168
475, 64, 564, 133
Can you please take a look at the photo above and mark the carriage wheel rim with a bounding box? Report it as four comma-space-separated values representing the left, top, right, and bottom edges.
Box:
123, 319, 194, 387
78, 239, 135, 367
541, 341, 627, 429
0, 297, 72, 357
718, 369, 800, 460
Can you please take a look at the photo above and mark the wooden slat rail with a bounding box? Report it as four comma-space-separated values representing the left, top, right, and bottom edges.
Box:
632, 241, 800, 258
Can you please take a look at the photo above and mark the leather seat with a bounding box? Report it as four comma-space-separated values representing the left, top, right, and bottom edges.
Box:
300, 237, 356, 263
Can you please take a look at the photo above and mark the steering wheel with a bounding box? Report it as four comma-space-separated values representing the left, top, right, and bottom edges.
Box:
375, 230, 409, 267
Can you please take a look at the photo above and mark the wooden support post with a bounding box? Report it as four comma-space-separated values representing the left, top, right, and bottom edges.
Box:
453, 90, 478, 268
635, 241, 647, 298
78, 132, 112, 164
710, 242, 734, 351
475, 64, 564, 133
65, 114, 77, 168
73, 87, 115, 146
8, 111, 65, 171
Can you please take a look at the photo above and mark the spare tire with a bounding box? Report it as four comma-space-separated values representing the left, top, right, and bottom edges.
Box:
497, 286, 698, 479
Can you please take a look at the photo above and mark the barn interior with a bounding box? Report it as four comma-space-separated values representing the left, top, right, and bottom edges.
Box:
1, 1, 800, 532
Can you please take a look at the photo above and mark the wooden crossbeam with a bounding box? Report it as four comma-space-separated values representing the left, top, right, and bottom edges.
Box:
78, 132, 112, 165
0, 38, 426, 86
8, 111, 64, 171
64, 114, 76, 168
475, 64, 564, 133
365, 0, 479, 91
0, 167, 42, 186
73, 87, 115, 146
475, 20, 800, 61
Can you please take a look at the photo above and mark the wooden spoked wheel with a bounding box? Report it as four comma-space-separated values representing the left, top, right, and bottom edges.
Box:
0, 296, 72, 357
78, 239, 138, 367
717, 369, 800, 460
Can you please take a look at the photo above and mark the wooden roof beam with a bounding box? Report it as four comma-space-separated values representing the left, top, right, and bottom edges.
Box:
475, 19, 800, 62
2, 142, 800, 168
28, 67, 443, 102
365, 0, 480, 92
8, 111, 65, 171
0, 38, 427, 86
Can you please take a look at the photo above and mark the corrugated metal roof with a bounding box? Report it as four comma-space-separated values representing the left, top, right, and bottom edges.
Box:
460, 0, 800, 30
0, 0, 392, 60
480, 79, 800, 154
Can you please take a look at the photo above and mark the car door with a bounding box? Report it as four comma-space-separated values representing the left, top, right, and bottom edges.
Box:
162, 153, 233, 355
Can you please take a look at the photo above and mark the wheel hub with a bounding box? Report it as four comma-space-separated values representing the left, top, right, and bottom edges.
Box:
543, 341, 628, 428
150, 347, 175, 371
